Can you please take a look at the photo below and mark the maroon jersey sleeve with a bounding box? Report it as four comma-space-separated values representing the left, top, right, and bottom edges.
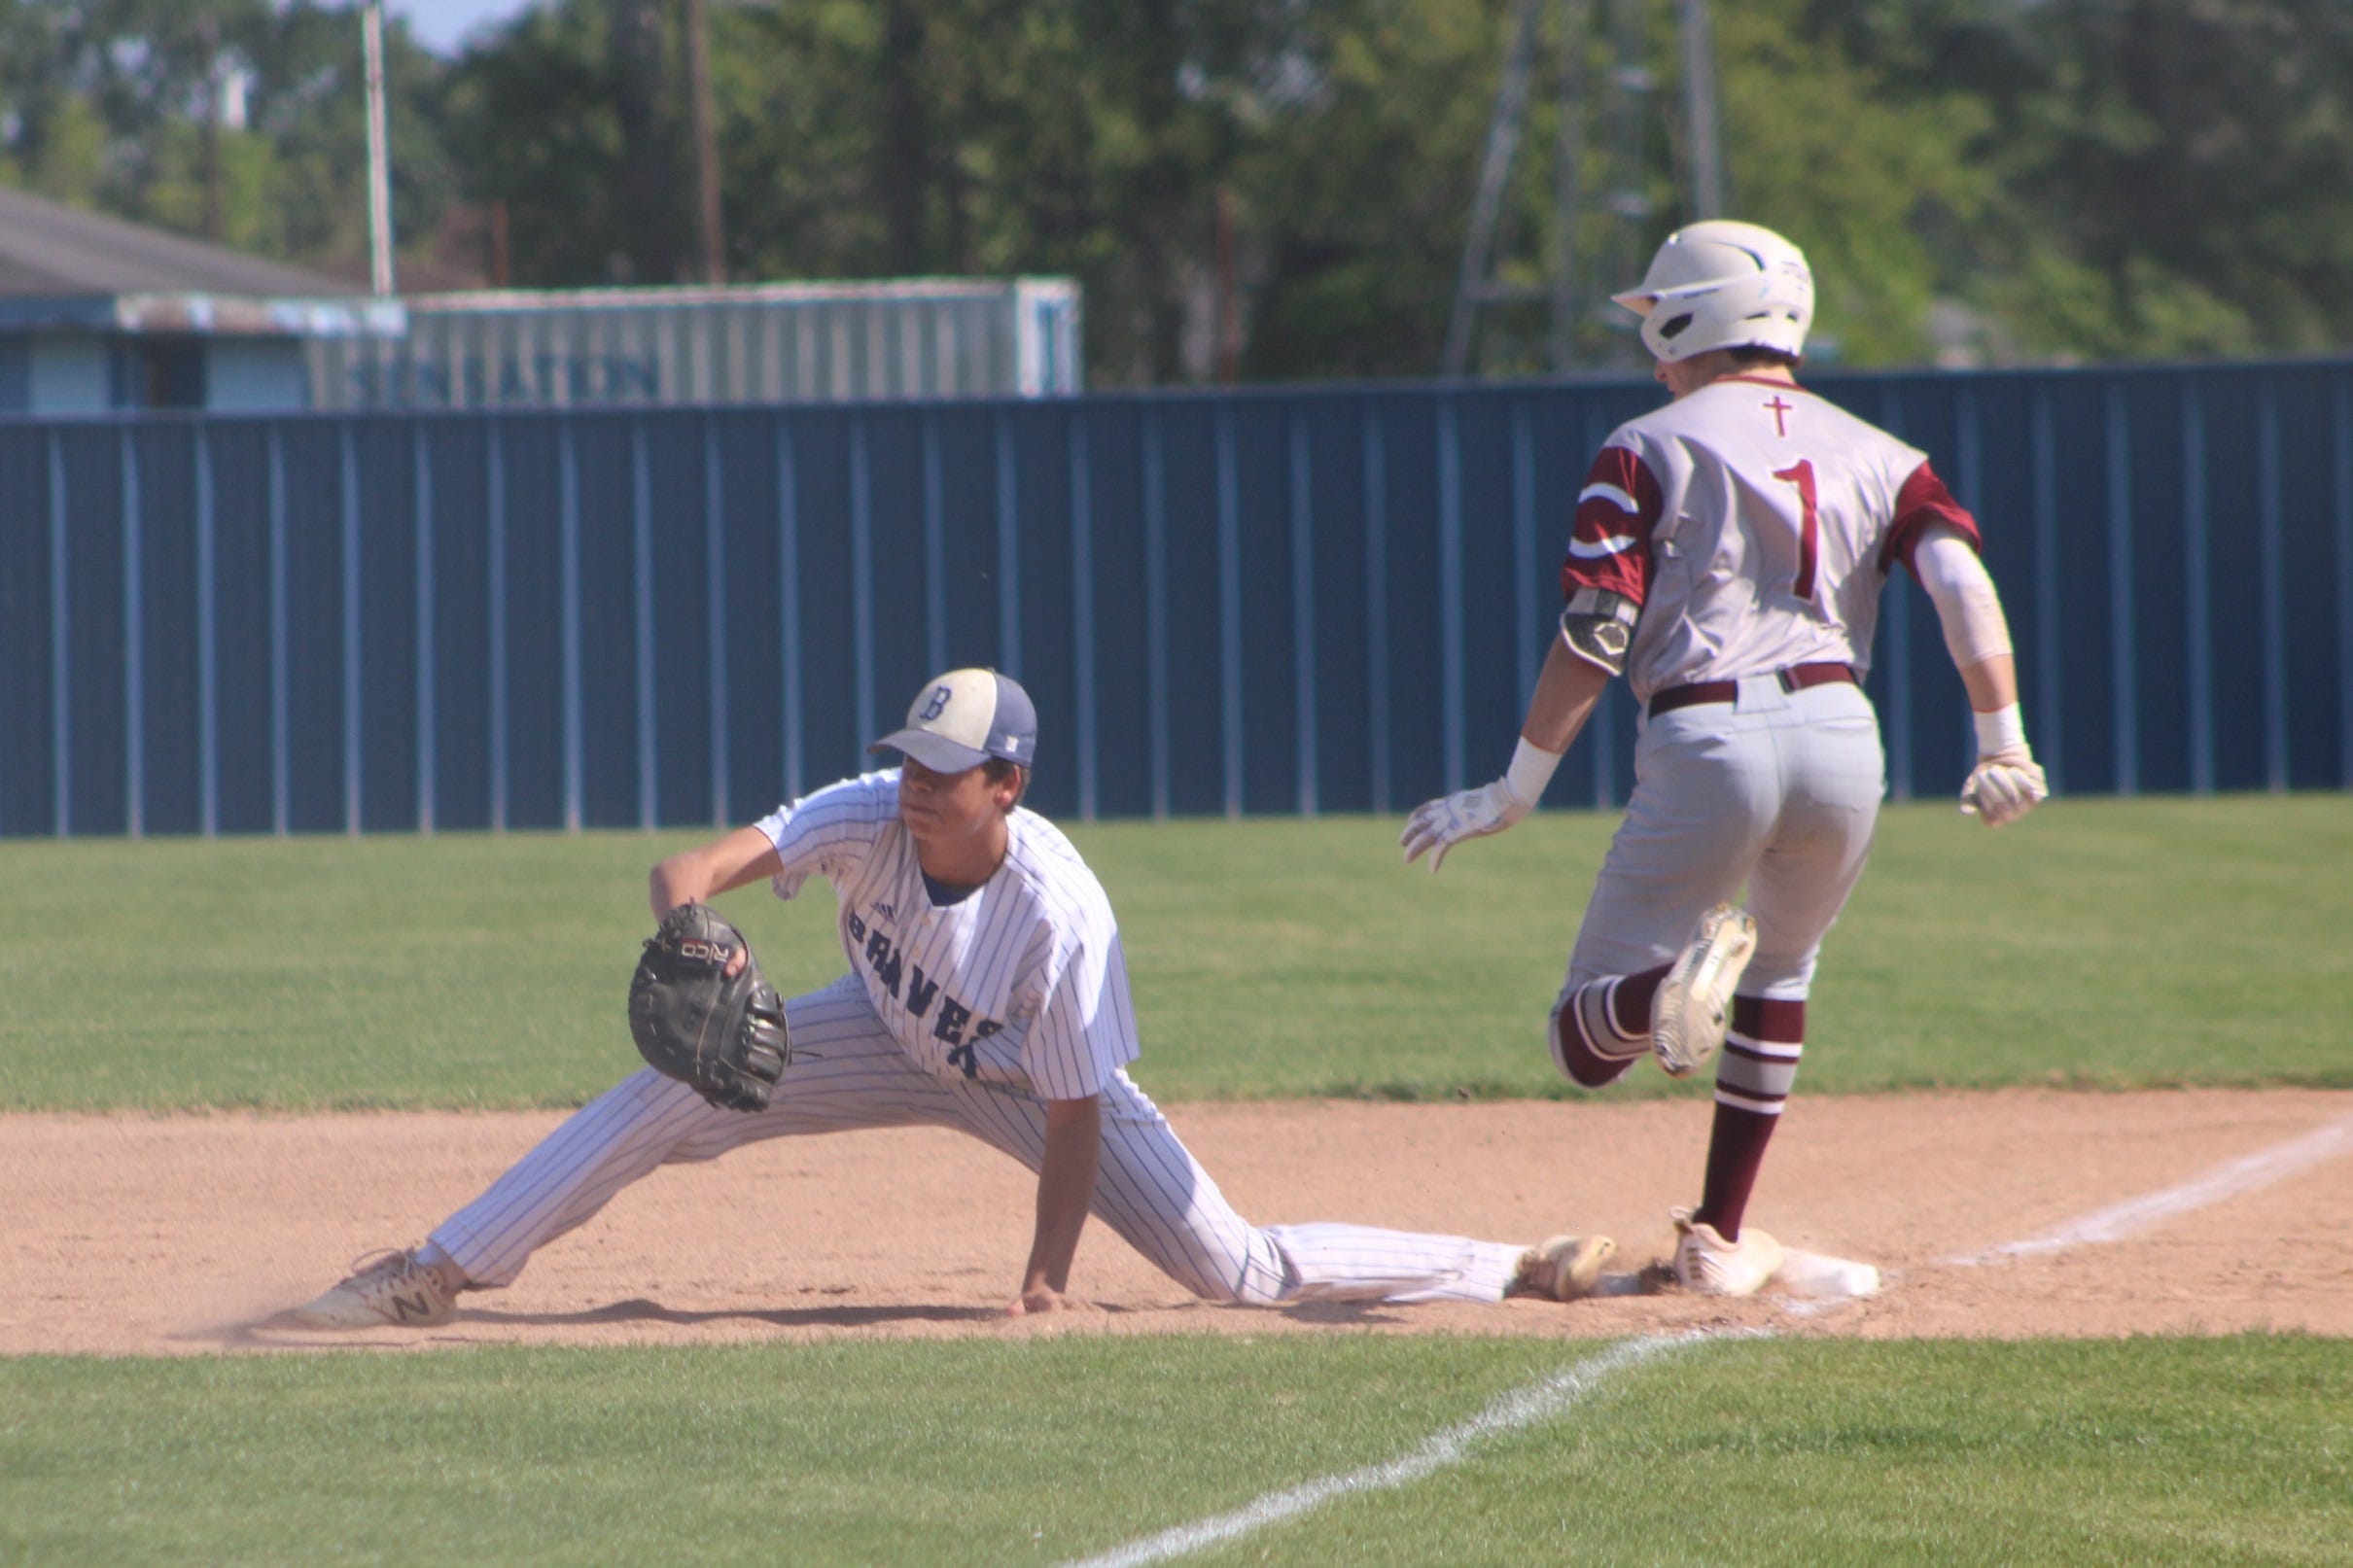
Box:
1880, 460, 1983, 577
1561, 444, 1665, 605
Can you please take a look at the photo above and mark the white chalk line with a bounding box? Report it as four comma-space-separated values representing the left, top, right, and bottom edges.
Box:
1944, 1110, 2353, 1267
1057, 1331, 1725, 1568
1064, 1106, 2353, 1567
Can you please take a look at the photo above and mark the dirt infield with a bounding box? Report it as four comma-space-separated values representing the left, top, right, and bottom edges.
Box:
4, 1089, 2348, 1355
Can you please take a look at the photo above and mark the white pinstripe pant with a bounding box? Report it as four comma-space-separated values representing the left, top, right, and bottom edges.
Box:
433, 975, 1524, 1306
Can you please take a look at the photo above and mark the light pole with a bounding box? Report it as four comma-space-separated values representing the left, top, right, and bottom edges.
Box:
364, 1, 396, 296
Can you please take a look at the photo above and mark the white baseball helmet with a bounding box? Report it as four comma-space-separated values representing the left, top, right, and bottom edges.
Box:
1610, 220, 1814, 363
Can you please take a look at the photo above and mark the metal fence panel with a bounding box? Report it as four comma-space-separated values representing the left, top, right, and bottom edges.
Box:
4, 357, 2349, 839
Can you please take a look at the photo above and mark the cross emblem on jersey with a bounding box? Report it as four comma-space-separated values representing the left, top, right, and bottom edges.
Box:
1763, 396, 1794, 437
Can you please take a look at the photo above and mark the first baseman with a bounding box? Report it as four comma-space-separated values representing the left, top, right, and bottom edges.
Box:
292, 669, 1614, 1328
1403, 221, 2047, 1296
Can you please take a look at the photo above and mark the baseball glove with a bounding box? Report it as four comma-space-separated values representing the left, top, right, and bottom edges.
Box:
627, 902, 791, 1112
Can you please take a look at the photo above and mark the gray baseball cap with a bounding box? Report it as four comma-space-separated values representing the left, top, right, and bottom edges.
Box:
868, 668, 1037, 773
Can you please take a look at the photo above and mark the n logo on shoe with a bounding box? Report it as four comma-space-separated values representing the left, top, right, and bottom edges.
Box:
391, 1291, 436, 1323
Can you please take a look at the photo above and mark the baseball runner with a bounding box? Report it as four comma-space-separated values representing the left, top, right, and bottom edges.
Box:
1402, 221, 2047, 1297
292, 669, 1614, 1328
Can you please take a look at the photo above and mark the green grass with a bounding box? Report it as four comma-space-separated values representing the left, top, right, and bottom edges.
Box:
2, 1335, 2344, 1566
3, 800, 2347, 1566
0, 795, 2345, 1109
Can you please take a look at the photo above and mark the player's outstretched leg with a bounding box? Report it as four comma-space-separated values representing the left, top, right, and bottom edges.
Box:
287, 1246, 465, 1329
1549, 904, 1757, 1087
1651, 904, 1759, 1077
1549, 971, 1656, 1087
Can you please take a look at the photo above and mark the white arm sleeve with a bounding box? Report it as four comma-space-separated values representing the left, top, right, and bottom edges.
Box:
1914, 527, 2014, 672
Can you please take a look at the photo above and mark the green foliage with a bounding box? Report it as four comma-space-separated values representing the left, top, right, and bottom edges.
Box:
0, 0, 455, 281
5, 2, 2351, 373
1712, 0, 1996, 366
0, 797, 2345, 1111
1, 1335, 2345, 1565
1815, 0, 2353, 363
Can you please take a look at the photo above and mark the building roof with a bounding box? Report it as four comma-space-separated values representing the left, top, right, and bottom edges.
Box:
0, 184, 358, 298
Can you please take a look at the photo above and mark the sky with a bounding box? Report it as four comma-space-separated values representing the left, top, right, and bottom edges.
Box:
382, 0, 542, 57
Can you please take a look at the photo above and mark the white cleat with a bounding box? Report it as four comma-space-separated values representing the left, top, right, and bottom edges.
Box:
1651, 903, 1758, 1078
1513, 1235, 1619, 1302
287, 1248, 460, 1329
1669, 1208, 1784, 1298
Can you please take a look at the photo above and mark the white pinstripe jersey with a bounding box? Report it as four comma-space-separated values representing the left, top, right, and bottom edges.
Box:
1563, 376, 1981, 704
753, 771, 1141, 1100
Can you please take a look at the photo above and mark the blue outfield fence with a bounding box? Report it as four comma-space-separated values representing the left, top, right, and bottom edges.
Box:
1, 359, 2349, 838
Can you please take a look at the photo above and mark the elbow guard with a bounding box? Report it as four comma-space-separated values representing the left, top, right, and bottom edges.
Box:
1560, 588, 1639, 676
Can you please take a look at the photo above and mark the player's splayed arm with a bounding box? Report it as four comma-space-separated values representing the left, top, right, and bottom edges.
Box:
1401, 443, 1649, 872
1398, 623, 1622, 873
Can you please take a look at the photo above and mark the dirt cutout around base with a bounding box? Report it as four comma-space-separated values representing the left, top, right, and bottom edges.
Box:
4, 1089, 2349, 1356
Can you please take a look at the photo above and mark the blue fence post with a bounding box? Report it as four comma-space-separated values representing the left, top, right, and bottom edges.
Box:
121, 426, 144, 838
2030, 385, 2063, 792
704, 418, 729, 826
1071, 414, 1100, 820
195, 430, 218, 838
339, 422, 363, 835
850, 416, 876, 746
2180, 378, 2213, 795
2336, 376, 2353, 790
47, 431, 69, 837
486, 423, 509, 833
775, 414, 804, 803
995, 409, 1022, 678
268, 426, 290, 835
1214, 402, 1243, 819
413, 422, 437, 834
922, 411, 947, 679
2256, 383, 2287, 793
1143, 404, 1172, 820
558, 420, 583, 832
632, 418, 657, 830
1362, 401, 1391, 815
1510, 401, 1539, 721
1288, 409, 1317, 817
1436, 400, 1466, 795
2105, 384, 2139, 795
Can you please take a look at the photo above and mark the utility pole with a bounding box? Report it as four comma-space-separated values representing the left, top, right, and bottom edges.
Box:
683, 0, 726, 283
198, 13, 223, 241
363, 2, 395, 296
1675, 0, 1725, 219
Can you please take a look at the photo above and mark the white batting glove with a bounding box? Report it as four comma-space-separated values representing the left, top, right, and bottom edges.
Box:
1400, 740, 1563, 873
1960, 757, 2048, 827
1401, 779, 1532, 872
1959, 704, 2047, 828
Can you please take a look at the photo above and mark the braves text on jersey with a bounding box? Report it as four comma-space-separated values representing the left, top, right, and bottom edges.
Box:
755, 771, 1140, 1101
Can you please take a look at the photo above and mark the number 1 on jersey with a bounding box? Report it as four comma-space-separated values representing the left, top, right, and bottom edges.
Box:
1772, 459, 1820, 602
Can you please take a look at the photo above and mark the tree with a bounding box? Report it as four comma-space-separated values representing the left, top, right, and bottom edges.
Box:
0, 1, 460, 285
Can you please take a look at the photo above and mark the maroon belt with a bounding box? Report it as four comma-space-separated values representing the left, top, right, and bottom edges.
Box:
1648, 662, 1857, 717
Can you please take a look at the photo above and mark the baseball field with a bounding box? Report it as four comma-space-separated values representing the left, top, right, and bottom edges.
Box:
3, 794, 2349, 1564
